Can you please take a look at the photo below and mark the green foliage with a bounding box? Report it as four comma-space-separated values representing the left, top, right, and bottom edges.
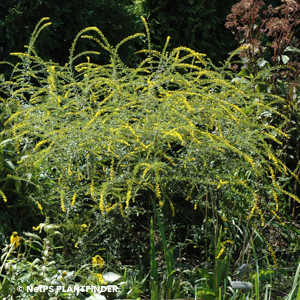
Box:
0, 104, 42, 236
149, 199, 181, 299
2, 225, 300, 299
0, 225, 122, 300
286, 262, 300, 300
149, 217, 159, 300
153, 201, 175, 299
0, 225, 68, 299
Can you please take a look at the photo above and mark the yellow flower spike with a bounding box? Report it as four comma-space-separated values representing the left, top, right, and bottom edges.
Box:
106, 202, 118, 213
32, 224, 41, 231
33, 140, 48, 151
61, 193, 66, 213
71, 192, 77, 206
68, 164, 72, 176
91, 179, 94, 198
220, 214, 227, 222
216, 240, 233, 259
156, 183, 162, 200
217, 179, 229, 189
216, 245, 225, 259
126, 189, 131, 209
10, 231, 20, 249
36, 201, 43, 211
110, 160, 114, 181
169, 200, 175, 217
92, 255, 105, 268
99, 192, 105, 215
264, 238, 278, 268
0, 190, 7, 202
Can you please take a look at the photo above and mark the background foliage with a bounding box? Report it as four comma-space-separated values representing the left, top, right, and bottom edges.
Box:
135, 0, 239, 63
0, 0, 142, 77
225, 0, 300, 219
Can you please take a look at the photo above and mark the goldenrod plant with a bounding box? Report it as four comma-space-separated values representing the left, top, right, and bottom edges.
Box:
1, 17, 297, 224
1, 16, 300, 298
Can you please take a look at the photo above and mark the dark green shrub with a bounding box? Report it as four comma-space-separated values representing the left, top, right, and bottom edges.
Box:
0, 0, 142, 77
136, 0, 239, 63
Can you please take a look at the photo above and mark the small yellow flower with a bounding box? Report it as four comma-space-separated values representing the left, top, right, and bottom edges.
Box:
61, 271, 68, 282
92, 255, 105, 268
10, 232, 20, 249
96, 273, 107, 284
32, 224, 41, 231
81, 224, 88, 229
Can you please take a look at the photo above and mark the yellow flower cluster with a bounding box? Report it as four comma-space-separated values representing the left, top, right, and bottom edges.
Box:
215, 240, 233, 259
96, 273, 106, 284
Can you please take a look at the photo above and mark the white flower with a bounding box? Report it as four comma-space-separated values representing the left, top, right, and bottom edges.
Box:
102, 272, 121, 283
85, 294, 107, 300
